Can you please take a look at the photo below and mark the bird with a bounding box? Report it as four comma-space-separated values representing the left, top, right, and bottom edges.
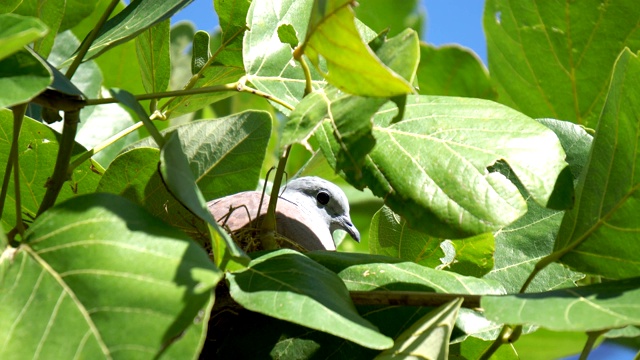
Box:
206, 176, 360, 251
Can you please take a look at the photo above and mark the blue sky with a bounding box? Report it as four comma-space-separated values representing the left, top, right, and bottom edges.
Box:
171, 0, 488, 63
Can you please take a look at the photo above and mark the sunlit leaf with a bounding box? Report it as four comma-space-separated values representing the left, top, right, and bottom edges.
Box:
0, 193, 221, 358
484, 0, 640, 128
13, 0, 64, 57
0, 14, 48, 61
555, 49, 640, 278
0, 47, 52, 108
136, 19, 170, 93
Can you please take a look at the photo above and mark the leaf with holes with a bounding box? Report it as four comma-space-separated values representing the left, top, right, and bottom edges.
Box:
0, 193, 221, 359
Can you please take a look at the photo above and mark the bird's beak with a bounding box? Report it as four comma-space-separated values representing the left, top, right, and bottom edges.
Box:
335, 215, 360, 243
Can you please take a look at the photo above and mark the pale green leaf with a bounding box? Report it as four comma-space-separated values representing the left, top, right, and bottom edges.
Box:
302, 0, 414, 97
484, 0, 640, 128
227, 249, 394, 350
136, 19, 170, 93
555, 49, 640, 278
482, 277, 640, 331
0, 14, 48, 61
376, 299, 463, 360
0, 193, 221, 358
354, 0, 424, 37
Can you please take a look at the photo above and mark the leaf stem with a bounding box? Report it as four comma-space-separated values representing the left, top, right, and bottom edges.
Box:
298, 56, 313, 96
85, 83, 239, 106
236, 79, 295, 111
0, 105, 27, 242
65, 0, 120, 79
37, 110, 80, 216
479, 325, 521, 360
261, 145, 292, 250
68, 121, 145, 172
349, 291, 480, 309
579, 330, 606, 360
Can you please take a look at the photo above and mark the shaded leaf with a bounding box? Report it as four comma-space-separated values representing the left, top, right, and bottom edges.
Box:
417, 43, 497, 100
449, 336, 519, 360
484, 0, 640, 128
0, 47, 52, 108
13, 0, 64, 57
136, 19, 171, 93
227, 249, 394, 350
0, 14, 48, 61
0, 193, 222, 358
555, 49, 640, 278
354, 0, 424, 37
59, 0, 99, 32
191, 30, 211, 75
0, 110, 101, 230
301, 0, 414, 97
317, 95, 571, 239
376, 299, 463, 360
482, 278, 640, 331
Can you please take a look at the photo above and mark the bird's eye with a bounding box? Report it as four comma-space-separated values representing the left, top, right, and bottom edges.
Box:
316, 191, 330, 205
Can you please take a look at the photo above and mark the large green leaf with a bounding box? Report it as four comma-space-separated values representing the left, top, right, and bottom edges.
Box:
0, 193, 221, 358
227, 249, 394, 350
483, 118, 590, 293
0, 110, 101, 230
0, 47, 52, 108
301, 0, 414, 97
0, 14, 48, 61
482, 278, 640, 332
554, 49, 640, 278
71, 0, 192, 63
316, 95, 572, 239
13, 0, 65, 58
136, 19, 170, 94
417, 43, 497, 100
484, 0, 640, 129
59, 0, 99, 32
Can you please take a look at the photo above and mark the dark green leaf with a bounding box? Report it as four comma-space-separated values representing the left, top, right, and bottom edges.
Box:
277, 24, 299, 48
555, 49, 640, 278
72, 0, 192, 62
0, 14, 48, 61
377, 299, 463, 360
0, 193, 221, 358
191, 30, 210, 75
227, 249, 394, 350
483, 278, 640, 331
484, 0, 640, 128
136, 19, 171, 93
354, 0, 424, 37
59, 0, 99, 32
0, 47, 52, 108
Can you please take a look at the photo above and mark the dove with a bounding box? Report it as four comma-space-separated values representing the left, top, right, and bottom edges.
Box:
207, 176, 360, 251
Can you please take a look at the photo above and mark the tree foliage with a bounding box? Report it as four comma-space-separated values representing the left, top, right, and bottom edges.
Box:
1, 0, 639, 359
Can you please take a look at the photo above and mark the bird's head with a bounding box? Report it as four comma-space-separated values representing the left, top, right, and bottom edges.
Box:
280, 176, 360, 243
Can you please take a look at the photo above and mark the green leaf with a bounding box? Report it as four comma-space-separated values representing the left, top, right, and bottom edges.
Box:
450, 336, 519, 360
59, 0, 99, 32
301, 0, 414, 97
484, 0, 640, 129
13, 0, 65, 58
376, 298, 463, 360
191, 30, 211, 75
369, 205, 444, 268
136, 19, 170, 93
447, 234, 495, 277
417, 43, 497, 100
277, 24, 299, 48
0, 110, 101, 230
317, 95, 571, 239
71, 0, 192, 63
554, 49, 640, 278
227, 249, 394, 350
0, 0, 21, 13
484, 118, 591, 293
482, 278, 640, 332
160, 132, 249, 270
0, 14, 48, 61
0, 193, 222, 358
0, 47, 52, 108
354, 0, 424, 37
